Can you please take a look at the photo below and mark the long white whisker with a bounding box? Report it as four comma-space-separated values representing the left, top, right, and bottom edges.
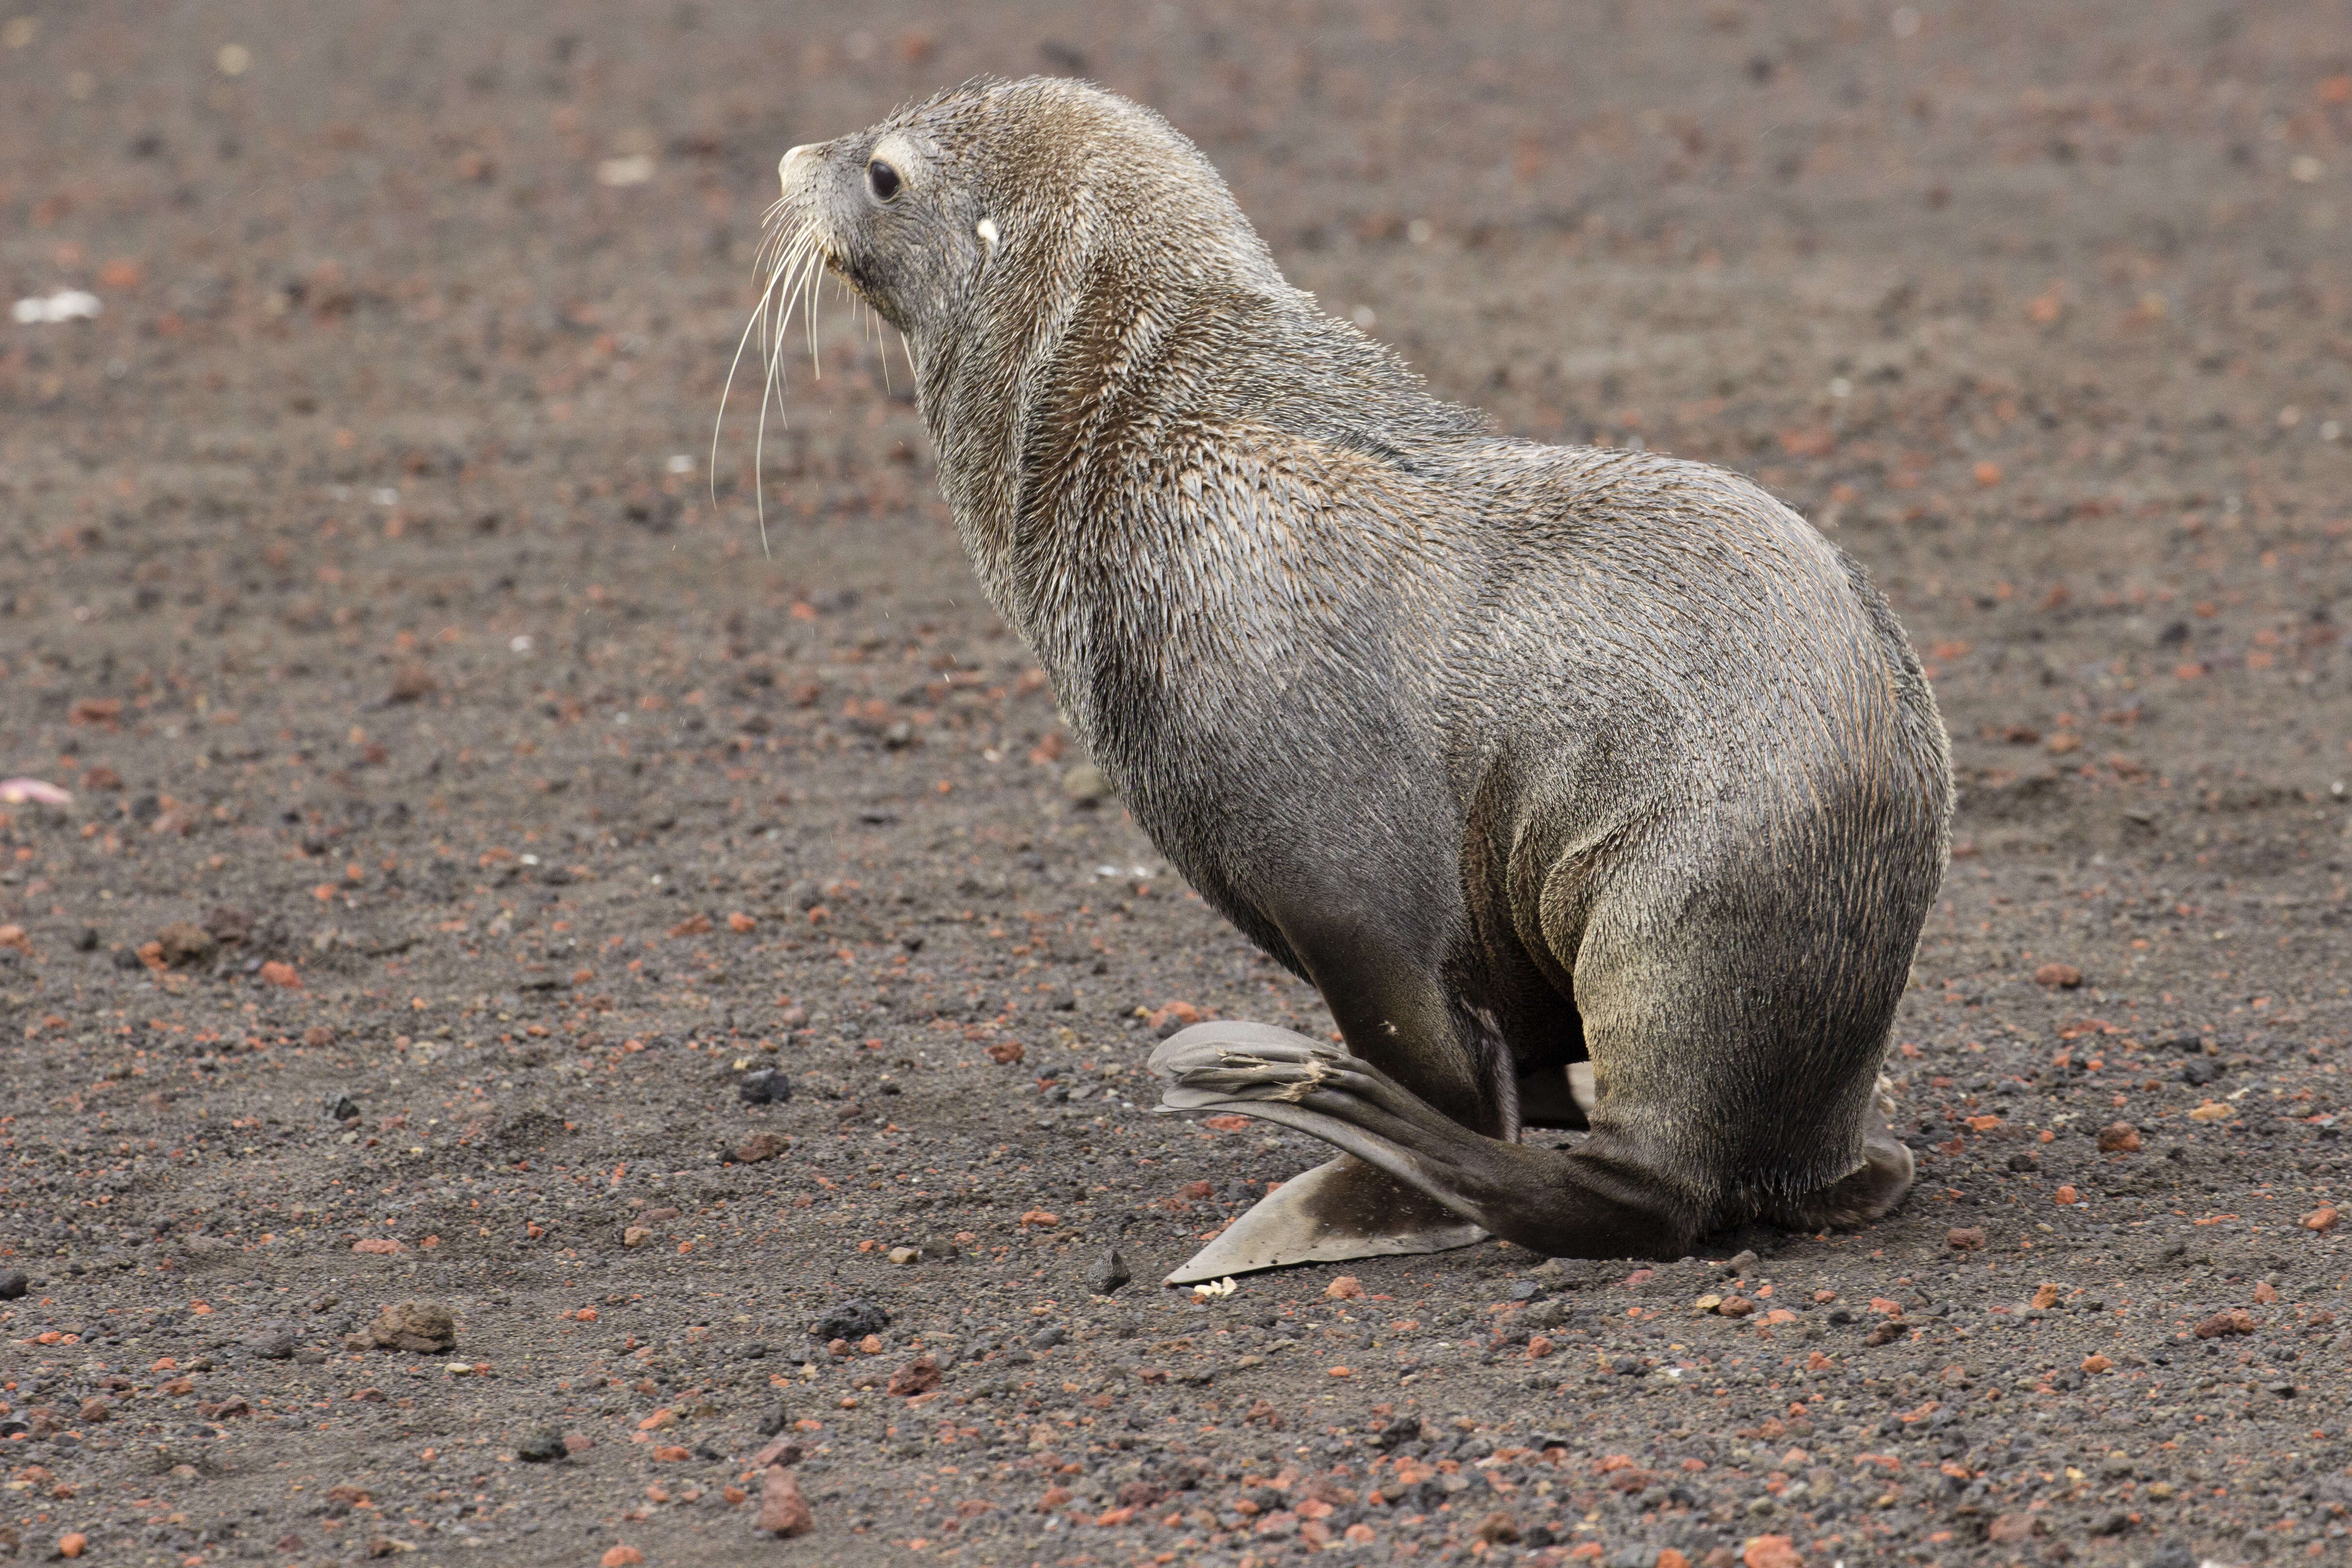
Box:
753, 235, 817, 560
712, 230, 801, 521
752, 224, 820, 556
803, 250, 824, 379
763, 239, 816, 416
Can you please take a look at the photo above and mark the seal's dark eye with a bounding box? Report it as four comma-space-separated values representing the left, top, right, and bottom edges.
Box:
866, 159, 902, 202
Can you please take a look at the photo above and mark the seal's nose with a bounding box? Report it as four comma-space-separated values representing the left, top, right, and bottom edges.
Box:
778, 143, 819, 195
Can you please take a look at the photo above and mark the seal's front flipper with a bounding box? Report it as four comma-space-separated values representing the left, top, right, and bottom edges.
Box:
1163, 1153, 1485, 1285
1772, 1125, 1914, 1231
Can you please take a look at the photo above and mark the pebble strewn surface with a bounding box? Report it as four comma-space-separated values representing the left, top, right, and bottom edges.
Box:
1, 1, 2348, 1565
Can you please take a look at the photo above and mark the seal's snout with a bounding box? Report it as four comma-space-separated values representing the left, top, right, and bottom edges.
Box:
778, 143, 820, 195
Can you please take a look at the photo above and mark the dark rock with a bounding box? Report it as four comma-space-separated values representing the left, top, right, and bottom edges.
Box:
1371, 1415, 1426, 1451
738, 1068, 792, 1105
755, 1404, 790, 1437
812, 1298, 890, 1343
1088, 1248, 1132, 1295
326, 1095, 359, 1122
0, 1270, 27, 1301
515, 1427, 567, 1463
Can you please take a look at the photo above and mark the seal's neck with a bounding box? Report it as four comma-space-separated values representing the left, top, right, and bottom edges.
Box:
913, 264, 1471, 755
916, 262, 1261, 720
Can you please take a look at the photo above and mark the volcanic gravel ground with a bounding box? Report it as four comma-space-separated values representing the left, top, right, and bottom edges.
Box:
3, 2, 2351, 1566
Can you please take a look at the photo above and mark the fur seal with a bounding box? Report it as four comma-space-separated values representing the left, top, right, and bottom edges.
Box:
765, 77, 1952, 1276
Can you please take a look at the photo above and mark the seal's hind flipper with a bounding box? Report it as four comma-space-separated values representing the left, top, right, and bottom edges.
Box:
1150, 1022, 1485, 1281
1148, 1021, 1481, 1209
1771, 1125, 1915, 1231
1164, 1152, 1485, 1285
1150, 1020, 1701, 1263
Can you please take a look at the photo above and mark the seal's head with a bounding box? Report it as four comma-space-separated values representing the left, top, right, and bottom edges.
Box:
769, 75, 1282, 354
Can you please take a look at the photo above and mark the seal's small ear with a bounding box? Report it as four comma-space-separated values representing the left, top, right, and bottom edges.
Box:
974, 216, 1000, 254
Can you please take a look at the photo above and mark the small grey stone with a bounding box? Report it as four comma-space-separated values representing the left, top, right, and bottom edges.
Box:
1062, 762, 1113, 806
515, 1427, 567, 1463
737, 1068, 792, 1105
246, 1327, 300, 1361
1088, 1248, 1133, 1296
0, 1270, 27, 1301
1522, 1299, 1571, 1331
